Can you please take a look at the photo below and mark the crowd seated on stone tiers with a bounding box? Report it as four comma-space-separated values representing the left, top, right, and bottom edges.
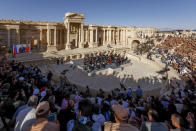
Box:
147, 35, 196, 79
0, 52, 196, 131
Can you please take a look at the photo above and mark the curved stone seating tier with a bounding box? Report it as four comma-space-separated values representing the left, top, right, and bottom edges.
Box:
93, 52, 98, 56
80, 54, 85, 58
94, 52, 98, 56
77, 54, 82, 59
20, 58, 53, 66
51, 57, 57, 62
66, 56, 71, 61
90, 53, 94, 57
70, 55, 73, 60
91, 52, 95, 57
63, 56, 68, 61
73, 55, 77, 59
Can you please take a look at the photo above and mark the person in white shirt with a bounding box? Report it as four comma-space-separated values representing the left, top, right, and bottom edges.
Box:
14, 95, 38, 131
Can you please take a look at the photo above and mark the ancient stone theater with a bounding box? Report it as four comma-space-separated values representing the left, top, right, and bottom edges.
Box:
0, 12, 157, 52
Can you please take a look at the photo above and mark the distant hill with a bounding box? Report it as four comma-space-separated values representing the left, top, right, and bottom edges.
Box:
159, 28, 196, 32
158, 28, 174, 31
158, 28, 184, 32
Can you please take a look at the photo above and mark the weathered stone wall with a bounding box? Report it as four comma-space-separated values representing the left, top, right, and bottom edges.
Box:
0, 12, 157, 52
0, 29, 8, 45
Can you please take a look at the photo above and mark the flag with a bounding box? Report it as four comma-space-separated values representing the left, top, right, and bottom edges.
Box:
13, 45, 17, 54
25, 44, 29, 52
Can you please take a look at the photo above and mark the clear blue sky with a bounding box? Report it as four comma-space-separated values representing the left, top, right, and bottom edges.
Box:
0, 0, 195, 29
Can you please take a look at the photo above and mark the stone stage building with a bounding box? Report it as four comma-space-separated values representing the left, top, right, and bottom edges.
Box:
0, 12, 157, 52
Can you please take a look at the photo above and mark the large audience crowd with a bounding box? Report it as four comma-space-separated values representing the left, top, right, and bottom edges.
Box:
0, 35, 196, 131
155, 36, 196, 73
143, 36, 196, 83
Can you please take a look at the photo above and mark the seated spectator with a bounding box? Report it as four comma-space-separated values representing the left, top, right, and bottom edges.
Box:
186, 112, 196, 131
92, 104, 105, 131
140, 109, 168, 131
101, 102, 112, 122
48, 95, 57, 113
104, 103, 139, 131
61, 93, 69, 109
29, 101, 60, 131
67, 99, 93, 131
129, 109, 142, 128
14, 95, 38, 131
171, 114, 191, 131
58, 99, 76, 131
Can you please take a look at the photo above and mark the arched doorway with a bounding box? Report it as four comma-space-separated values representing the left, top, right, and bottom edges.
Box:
131, 40, 140, 52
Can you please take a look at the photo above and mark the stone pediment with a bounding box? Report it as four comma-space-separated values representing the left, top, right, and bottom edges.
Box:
64, 12, 84, 23
65, 12, 84, 19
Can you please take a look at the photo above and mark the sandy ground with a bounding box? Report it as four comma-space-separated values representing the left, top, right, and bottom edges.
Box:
38, 53, 183, 96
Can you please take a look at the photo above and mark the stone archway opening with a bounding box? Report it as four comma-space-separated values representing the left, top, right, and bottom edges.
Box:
131, 40, 140, 52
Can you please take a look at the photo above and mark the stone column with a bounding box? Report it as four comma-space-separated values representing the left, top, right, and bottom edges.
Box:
108, 29, 110, 43
16, 29, 20, 44
76, 33, 78, 48
122, 29, 124, 43
62, 30, 64, 44
112, 30, 114, 44
118, 30, 120, 44
60, 29, 63, 46
79, 23, 84, 48
103, 29, 106, 45
121, 29, 123, 42
7, 28, 10, 48
47, 26, 50, 46
95, 28, 98, 43
39, 27, 42, 49
111, 30, 113, 43
111, 30, 115, 45
86, 30, 88, 42
56, 30, 59, 45
125, 29, 127, 44
124, 30, 126, 43
54, 27, 57, 47
105, 30, 106, 42
105, 30, 107, 42
40, 28, 42, 42
63, 29, 66, 48
89, 29, 93, 48
121, 30, 123, 43
109, 29, 112, 43
122, 29, 125, 43
66, 22, 71, 49
107, 30, 109, 43
78, 28, 81, 47
115, 30, 116, 41
93, 28, 98, 47
114, 30, 116, 42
